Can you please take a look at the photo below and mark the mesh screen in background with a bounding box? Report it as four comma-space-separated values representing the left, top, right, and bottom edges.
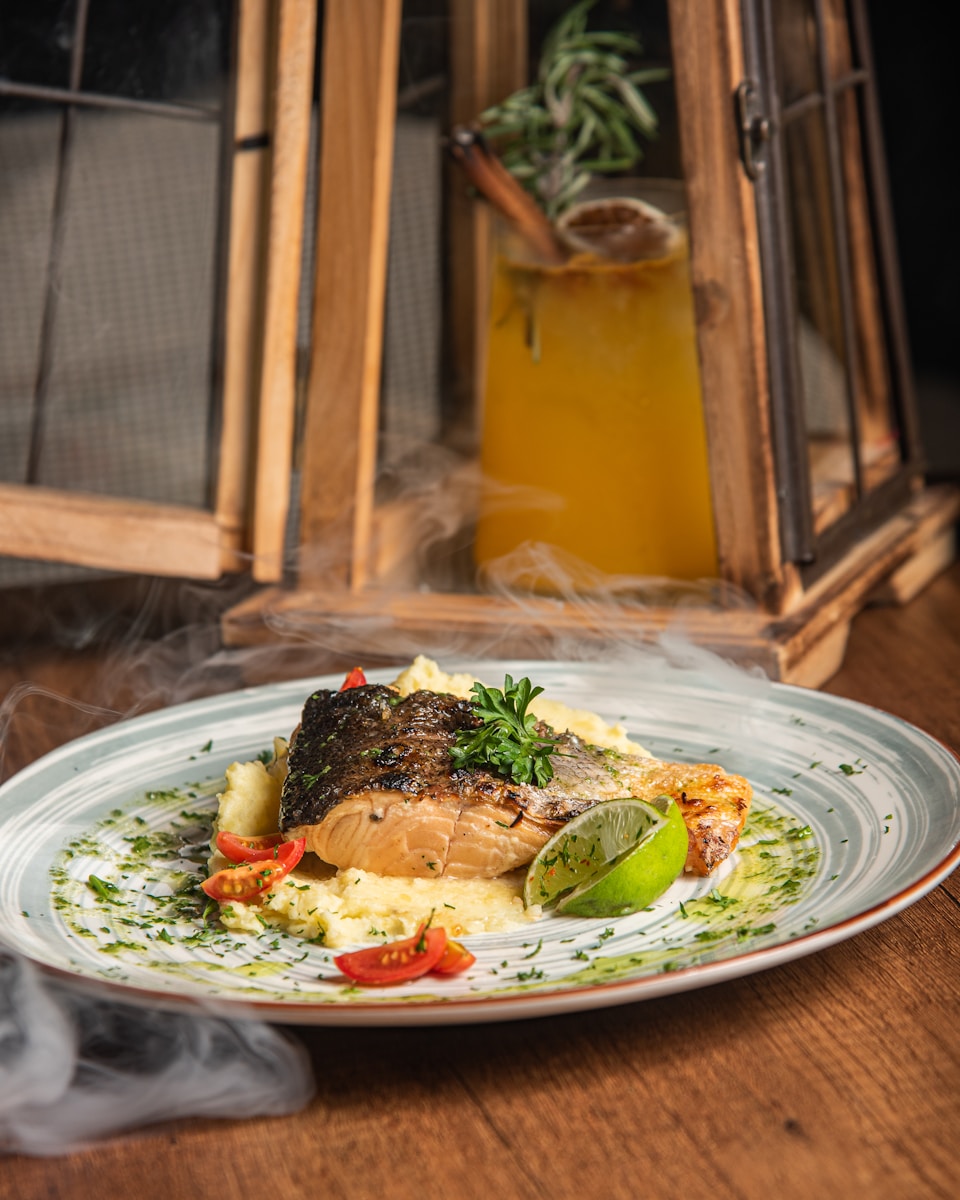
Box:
376, 4, 446, 471
380, 111, 442, 466
0, 0, 230, 589
0, 109, 60, 489
0, 108, 221, 503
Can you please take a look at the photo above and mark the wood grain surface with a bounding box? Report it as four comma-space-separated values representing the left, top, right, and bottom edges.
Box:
250, 0, 318, 583
667, 0, 782, 606
1, 566, 958, 1199
297, 0, 402, 591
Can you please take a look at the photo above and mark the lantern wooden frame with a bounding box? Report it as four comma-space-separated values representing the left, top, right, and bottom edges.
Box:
219, 0, 958, 686
1, 1, 952, 682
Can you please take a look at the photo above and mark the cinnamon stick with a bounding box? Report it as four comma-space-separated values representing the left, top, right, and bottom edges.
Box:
445, 126, 568, 265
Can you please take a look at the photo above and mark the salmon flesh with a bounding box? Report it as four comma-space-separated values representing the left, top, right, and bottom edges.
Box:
279, 685, 751, 879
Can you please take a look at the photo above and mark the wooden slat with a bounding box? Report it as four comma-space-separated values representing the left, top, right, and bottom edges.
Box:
870, 525, 957, 605
222, 581, 786, 678
0, 484, 225, 578
250, 0, 318, 583
296, 0, 402, 591
666, 0, 785, 609
223, 582, 771, 643
215, 0, 273, 568
770, 483, 960, 667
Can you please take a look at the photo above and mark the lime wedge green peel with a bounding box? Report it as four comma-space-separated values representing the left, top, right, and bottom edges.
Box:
523, 796, 688, 917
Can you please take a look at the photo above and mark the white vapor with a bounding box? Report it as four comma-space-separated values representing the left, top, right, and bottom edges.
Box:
0, 947, 315, 1157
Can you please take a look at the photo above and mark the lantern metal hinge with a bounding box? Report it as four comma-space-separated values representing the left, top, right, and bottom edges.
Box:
735, 79, 772, 180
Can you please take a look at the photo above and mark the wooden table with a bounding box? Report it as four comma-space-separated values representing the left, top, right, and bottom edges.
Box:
2, 567, 959, 1199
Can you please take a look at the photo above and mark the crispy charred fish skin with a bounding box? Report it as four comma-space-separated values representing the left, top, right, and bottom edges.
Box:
280, 686, 481, 829
279, 685, 752, 876
281, 685, 645, 828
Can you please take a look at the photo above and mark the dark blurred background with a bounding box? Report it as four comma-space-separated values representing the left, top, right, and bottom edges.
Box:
870, 3, 959, 480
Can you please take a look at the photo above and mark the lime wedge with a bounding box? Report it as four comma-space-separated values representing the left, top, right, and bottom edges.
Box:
523, 796, 688, 917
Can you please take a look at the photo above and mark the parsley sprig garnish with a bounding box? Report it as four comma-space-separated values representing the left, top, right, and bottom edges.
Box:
450, 676, 559, 786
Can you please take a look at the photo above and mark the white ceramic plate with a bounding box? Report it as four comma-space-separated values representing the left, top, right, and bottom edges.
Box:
1, 661, 958, 1025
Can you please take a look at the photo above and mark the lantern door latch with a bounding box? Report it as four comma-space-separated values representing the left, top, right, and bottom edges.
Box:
735, 80, 772, 180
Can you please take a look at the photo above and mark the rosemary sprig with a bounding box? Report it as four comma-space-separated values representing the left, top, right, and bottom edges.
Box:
478, 0, 669, 219
450, 676, 559, 787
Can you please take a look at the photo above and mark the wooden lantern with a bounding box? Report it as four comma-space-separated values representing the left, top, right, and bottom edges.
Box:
219, 0, 957, 685
1, 1, 952, 685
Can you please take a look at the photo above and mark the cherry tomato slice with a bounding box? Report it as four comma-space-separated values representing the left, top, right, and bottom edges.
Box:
431, 938, 476, 976
216, 831, 285, 863
202, 837, 306, 901
334, 925, 447, 985
339, 666, 367, 691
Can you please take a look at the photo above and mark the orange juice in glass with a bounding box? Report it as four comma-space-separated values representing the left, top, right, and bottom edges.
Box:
474, 187, 717, 586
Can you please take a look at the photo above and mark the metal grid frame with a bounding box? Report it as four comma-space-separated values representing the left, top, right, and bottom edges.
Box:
740, 0, 920, 577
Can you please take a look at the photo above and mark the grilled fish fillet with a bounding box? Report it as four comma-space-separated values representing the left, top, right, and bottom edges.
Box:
280, 685, 751, 879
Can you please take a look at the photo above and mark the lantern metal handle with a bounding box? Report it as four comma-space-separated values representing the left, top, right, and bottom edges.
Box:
735, 79, 771, 180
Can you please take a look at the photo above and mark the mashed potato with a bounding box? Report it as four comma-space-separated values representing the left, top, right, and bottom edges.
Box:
210, 745, 536, 947
210, 657, 645, 948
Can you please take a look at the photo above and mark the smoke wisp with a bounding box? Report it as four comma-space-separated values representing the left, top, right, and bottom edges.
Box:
0, 947, 315, 1157
0, 497, 771, 1159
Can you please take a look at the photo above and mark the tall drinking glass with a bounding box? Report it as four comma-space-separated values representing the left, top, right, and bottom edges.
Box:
474, 182, 716, 588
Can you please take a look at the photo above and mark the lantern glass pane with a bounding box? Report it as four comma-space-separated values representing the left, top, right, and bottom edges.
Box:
773, 0, 821, 107
822, 0, 862, 78
783, 106, 858, 533
836, 84, 901, 496
372, 0, 703, 593
81, 2, 230, 106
